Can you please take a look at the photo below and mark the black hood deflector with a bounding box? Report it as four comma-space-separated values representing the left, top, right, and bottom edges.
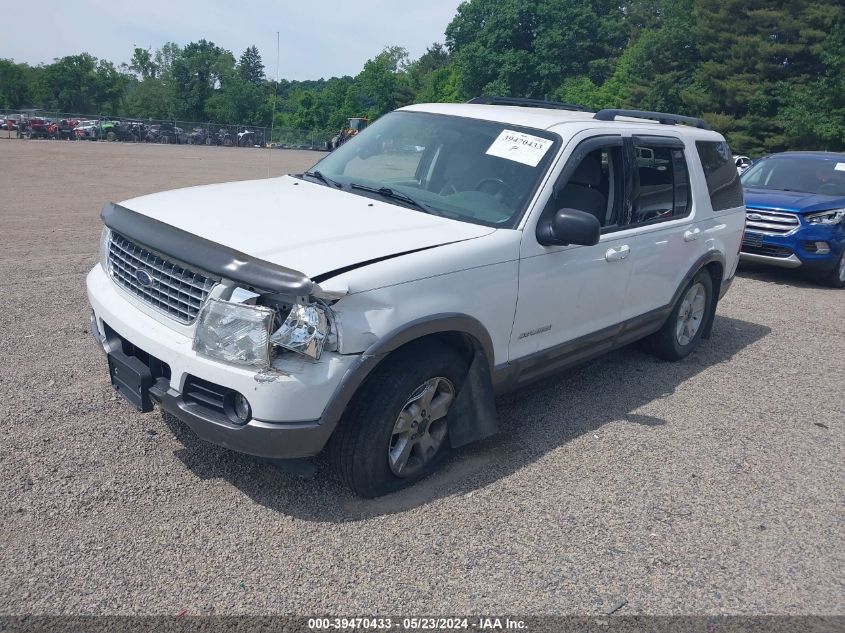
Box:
101, 202, 314, 296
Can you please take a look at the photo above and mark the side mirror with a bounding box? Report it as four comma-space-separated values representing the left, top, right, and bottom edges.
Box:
537, 208, 601, 247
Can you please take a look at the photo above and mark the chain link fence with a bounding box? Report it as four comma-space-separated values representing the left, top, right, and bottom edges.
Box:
0, 109, 336, 151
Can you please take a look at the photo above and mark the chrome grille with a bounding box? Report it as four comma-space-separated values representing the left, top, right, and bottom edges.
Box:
745, 208, 800, 235
107, 231, 216, 323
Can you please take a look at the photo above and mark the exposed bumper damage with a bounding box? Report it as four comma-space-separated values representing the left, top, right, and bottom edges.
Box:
98, 202, 500, 459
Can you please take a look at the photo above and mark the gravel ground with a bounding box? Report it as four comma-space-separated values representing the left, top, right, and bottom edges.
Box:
0, 140, 843, 617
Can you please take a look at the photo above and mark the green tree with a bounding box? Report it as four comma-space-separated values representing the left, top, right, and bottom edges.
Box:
154, 42, 181, 77
0, 59, 30, 108
238, 46, 265, 84
688, 0, 838, 153
406, 43, 450, 92
777, 3, 845, 150
597, 0, 699, 113
356, 46, 414, 117
170, 40, 235, 120
445, 0, 625, 98
128, 47, 157, 80
36, 54, 129, 113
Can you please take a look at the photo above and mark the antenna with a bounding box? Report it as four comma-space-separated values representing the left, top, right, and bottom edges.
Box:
268, 31, 280, 177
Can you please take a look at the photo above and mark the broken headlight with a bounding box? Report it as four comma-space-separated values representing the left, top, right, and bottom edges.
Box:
193, 298, 275, 367
270, 302, 330, 361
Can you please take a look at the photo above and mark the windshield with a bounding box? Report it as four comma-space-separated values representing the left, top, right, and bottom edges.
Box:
741, 155, 845, 196
308, 111, 560, 227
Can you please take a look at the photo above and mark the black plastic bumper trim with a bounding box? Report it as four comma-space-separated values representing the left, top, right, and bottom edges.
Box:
160, 390, 332, 459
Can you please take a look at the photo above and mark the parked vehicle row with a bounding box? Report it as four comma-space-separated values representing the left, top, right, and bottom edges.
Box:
2, 114, 267, 147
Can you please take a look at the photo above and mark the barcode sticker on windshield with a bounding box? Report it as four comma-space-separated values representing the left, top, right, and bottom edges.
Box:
835, 162, 845, 171
486, 130, 554, 167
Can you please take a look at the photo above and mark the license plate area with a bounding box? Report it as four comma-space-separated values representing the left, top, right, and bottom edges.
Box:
108, 350, 154, 412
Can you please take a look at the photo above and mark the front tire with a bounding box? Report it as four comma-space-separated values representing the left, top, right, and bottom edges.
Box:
817, 250, 845, 288
647, 270, 714, 361
329, 341, 467, 498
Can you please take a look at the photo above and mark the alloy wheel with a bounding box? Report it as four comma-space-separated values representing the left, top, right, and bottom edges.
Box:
388, 376, 455, 477
676, 282, 707, 346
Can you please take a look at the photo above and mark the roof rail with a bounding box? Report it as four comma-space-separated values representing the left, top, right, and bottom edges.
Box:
594, 108, 710, 130
467, 95, 594, 113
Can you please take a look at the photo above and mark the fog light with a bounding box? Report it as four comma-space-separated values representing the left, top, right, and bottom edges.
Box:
815, 241, 831, 254
230, 392, 251, 425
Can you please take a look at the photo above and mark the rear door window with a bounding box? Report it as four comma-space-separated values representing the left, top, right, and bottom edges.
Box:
630, 138, 691, 225
696, 140, 744, 211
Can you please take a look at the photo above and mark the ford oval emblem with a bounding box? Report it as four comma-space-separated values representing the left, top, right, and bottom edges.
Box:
747, 213, 762, 221
135, 270, 153, 287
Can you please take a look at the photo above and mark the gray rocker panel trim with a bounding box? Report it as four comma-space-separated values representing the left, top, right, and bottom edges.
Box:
101, 202, 314, 296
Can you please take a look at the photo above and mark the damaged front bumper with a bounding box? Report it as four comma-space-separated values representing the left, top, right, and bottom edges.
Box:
87, 266, 359, 459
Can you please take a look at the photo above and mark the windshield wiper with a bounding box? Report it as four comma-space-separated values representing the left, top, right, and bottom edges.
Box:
349, 183, 437, 214
302, 170, 342, 188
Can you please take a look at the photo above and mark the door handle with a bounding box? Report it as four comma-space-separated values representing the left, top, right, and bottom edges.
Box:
684, 228, 701, 242
605, 244, 630, 262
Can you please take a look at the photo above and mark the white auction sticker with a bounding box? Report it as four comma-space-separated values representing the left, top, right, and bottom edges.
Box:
485, 129, 554, 167
835, 162, 845, 172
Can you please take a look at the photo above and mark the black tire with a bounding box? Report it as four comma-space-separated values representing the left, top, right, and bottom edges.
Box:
329, 340, 467, 498
647, 270, 714, 361
815, 250, 845, 288
106, 131, 116, 142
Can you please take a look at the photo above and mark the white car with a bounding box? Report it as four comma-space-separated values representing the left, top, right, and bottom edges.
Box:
87, 98, 745, 497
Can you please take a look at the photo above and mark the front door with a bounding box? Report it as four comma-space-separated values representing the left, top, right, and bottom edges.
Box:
510, 134, 633, 365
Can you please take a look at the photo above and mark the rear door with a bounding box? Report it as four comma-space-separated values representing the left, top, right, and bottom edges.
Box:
619, 135, 703, 320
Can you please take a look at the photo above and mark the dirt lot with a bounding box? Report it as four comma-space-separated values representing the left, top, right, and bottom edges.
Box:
0, 140, 842, 616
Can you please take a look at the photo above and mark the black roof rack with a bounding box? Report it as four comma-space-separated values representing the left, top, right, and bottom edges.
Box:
594, 108, 710, 130
467, 95, 594, 113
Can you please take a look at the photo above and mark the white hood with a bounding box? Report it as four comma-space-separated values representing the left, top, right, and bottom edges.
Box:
120, 176, 495, 279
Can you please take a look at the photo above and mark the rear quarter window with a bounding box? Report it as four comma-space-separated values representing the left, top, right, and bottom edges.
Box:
695, 141, 744, 211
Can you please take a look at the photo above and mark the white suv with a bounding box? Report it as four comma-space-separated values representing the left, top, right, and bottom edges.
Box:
87, 97, 745, 497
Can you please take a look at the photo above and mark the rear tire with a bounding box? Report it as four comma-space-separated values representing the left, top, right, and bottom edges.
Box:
329, 341, 467, 498
647, 270, 713, 361
106, 131, 116, 142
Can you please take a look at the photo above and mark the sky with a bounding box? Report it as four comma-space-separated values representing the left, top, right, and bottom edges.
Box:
0, 0, 464, 80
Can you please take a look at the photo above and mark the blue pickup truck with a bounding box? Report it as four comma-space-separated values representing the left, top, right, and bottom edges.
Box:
740, 151, 845, 287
